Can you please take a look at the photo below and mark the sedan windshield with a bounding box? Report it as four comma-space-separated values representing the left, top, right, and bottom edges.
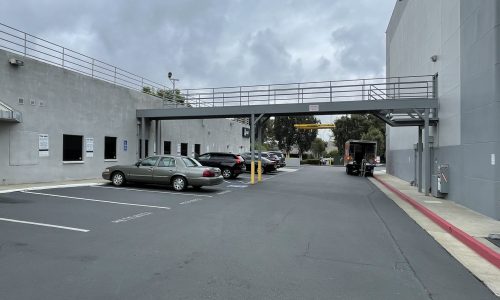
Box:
182, 157, 202, 167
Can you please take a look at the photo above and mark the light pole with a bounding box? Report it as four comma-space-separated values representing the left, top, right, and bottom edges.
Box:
167, 71, 180, 103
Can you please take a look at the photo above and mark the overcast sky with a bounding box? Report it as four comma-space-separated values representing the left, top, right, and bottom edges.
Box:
1, 0, 395, 139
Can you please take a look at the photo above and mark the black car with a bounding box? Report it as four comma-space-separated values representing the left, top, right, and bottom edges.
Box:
268, 151, 286, 168
259, 152, 281, 167
197, 152, 246, 179
240, 153, 277, 173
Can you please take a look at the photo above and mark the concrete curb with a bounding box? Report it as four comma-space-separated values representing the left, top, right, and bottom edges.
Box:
374, 175, 500, 269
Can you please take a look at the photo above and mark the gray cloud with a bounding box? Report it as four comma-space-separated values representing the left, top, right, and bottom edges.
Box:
0, 0, 394, 89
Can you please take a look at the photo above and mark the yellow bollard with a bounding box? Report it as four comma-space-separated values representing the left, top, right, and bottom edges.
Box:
258, 160, 262, 182
250, 160, 255, 184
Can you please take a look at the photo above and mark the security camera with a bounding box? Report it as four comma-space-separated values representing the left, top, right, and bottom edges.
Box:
430, 55, 438, 62
8, 58, 24, 66
168, 72, 172, 79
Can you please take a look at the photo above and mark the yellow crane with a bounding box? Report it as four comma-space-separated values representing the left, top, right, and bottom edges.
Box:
294, 123, 336, 130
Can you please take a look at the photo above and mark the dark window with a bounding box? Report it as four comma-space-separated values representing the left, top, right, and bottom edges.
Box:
181, 143, 188, 156
104, 136, 117, 159
139, 139, 149, 158
63, 134, 83, 161
194, 144, 201, 156
164, 141, 171, 155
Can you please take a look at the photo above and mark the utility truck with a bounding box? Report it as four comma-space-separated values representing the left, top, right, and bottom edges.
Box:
344, 140, 377, 176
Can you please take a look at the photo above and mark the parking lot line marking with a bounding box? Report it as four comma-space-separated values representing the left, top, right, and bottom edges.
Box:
262, 170, 296, 181
179, 198, 203, 205
21, 191, 171, 210
217, 190, 231, 195
112, 212, 152, 223
227, 185, 248, 188
0, 217, 89, 232
92, 186, 213, 198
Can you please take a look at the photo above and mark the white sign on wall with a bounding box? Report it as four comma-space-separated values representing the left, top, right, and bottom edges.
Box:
85, 138, 94, 158
309, 104, 319, 112
38, 134, 49, 157
492, 154, 496, 166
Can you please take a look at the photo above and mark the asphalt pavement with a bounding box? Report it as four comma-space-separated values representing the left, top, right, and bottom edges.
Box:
0, 166, 496, 299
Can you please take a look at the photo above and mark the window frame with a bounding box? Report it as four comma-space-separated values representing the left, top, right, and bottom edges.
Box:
104, 136, 117, 160
62, 134, 83, 162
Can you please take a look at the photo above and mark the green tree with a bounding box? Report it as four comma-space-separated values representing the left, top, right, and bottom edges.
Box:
361, 127, 385, 157
274, 116, 297, 155
273, 115, 319, 156
331, 114, 385, 156
311, 137, 327, 158
295, 116, 319, 156
262, 119, 278, 149
143, 86, 185, 104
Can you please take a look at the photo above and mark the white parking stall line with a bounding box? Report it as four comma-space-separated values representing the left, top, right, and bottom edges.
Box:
262, 170, 298, 181
227, 185, 248, 188
92, 186, 213, 198
179, 198, 204, 205
21, 191, 171, 210
0, 183, 105, 194
0, 217, 89, 233
217, 190, 231, 195
112, 212, 152, 223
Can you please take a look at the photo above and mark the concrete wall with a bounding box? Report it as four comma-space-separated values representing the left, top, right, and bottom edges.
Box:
0, 48, 249, 184
386, 0, 499, 219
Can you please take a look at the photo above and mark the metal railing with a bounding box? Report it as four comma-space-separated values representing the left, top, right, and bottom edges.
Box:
182, 75, 436, 108
0, 22, 167, 94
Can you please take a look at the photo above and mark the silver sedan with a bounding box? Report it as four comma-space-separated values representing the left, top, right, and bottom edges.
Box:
102, 155, 223, 191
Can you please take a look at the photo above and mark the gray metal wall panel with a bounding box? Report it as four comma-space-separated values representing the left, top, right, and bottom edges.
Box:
460, 0, 499, 219
386, 149, 415, 182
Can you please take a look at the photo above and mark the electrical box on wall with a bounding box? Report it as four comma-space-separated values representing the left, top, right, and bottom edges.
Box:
432, 164, 449, 198
437, 164, 449, 194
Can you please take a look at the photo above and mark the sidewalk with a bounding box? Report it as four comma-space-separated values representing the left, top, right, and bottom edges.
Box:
370, 171, 500, 296
0, 178, 107, 193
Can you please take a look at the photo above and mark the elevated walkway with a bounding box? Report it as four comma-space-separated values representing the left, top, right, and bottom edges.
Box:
137, 75, 438, 127
0, 100, 21, 123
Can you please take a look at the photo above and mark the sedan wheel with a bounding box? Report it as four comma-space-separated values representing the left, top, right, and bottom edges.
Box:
172, 176, 187, 191
221, 168, 233, 179
111, 172, 125, 186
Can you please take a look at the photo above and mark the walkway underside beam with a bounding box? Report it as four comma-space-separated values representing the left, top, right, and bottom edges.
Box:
137, 99, 438, 121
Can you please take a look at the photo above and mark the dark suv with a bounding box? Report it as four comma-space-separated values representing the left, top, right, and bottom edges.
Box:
197, 152, 246, 179
268, 151, 286, 168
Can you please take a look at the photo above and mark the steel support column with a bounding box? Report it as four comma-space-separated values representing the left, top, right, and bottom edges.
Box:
258, 120, 263, 182
141, 117, 146, 159
418, 126, 422, 193
155, 120, 160, 154
158, 120, 162, 154
424, 109, 430, 196
250, 114, 255, 185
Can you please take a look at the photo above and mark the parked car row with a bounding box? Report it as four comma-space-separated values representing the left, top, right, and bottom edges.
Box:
102, 151, 286, 190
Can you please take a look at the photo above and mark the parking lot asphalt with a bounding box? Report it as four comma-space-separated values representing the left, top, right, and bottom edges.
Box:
0, 167, 496, 300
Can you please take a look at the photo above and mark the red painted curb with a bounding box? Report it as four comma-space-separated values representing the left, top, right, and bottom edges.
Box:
374, 175, 500, 269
